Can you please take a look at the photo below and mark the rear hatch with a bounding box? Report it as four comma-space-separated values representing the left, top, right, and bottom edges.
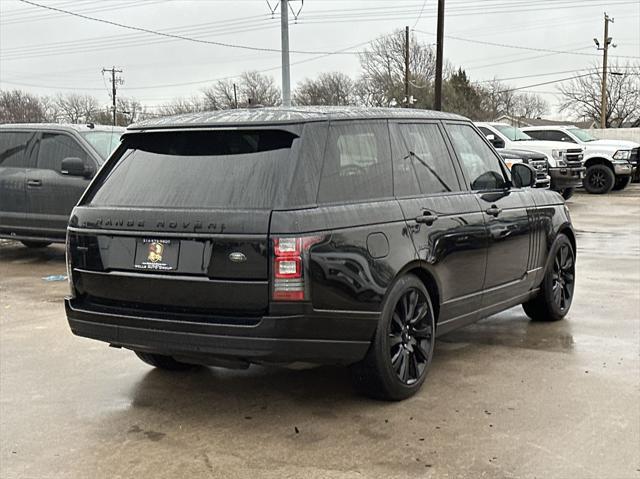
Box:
68, 128, 300, 321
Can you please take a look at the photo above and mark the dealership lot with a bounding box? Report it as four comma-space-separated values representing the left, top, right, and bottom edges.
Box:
1, 186, 639, 479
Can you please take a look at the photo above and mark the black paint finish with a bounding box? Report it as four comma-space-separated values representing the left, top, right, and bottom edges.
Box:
64, 109, 575, 366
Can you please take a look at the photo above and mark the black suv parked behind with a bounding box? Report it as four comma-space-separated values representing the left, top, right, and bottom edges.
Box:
64, 107, 576, 400
0, 123, 124, 247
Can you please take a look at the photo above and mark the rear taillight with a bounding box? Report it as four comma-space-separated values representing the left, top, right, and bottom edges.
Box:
272, 235, 324, 301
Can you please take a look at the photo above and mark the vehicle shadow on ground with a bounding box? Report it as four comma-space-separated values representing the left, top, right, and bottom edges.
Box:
124, 311, 575, 420
0, 242, 65, 264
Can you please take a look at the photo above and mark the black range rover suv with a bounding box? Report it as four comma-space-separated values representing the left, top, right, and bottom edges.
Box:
65, 107, 576, 400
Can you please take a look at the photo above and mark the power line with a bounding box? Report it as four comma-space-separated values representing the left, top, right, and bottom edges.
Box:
412, 28, 640, 59
413, 0, 428, 28
15, 0, 362, 56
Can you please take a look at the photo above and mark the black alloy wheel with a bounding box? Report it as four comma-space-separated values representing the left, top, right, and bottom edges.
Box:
523, 234, 575, 322
550, 242, 575, 313
388, 288, 434, 385
583, 164, 614, 194
351, 274, 436, 400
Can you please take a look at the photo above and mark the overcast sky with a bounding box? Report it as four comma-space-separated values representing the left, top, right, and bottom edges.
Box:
1, 0, 639, 116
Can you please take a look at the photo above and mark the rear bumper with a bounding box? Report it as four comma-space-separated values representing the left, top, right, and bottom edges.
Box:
65, 298, 376, 365
550, 166, 585, 189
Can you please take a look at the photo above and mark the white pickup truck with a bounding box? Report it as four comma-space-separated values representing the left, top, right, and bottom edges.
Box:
475, 122, 585, 199
522, 125, 637, 194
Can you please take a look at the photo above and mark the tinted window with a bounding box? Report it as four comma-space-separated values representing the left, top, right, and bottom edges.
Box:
394, 123, 459, 195
545, 130, 575, 143
477, 126, 493, 137
90, 130, 296, 209
0, 132, 33, 167
317, 121, 392, 204
525, 130, 546, 141
37, 133, 89, 171
447, 124, 507, 191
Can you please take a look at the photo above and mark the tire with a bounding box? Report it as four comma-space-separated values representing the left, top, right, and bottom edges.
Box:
350, 274, 436, 401
560, 188, 574, 200
21, 241, 52, 248
134, 351, 195, 371
583, 164, 615, 194
523, 234, 575, 322
612, 176, 631, 191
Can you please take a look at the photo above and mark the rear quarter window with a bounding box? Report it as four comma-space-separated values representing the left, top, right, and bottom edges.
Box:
317, 121, 392, 204
88, 129, 298, 209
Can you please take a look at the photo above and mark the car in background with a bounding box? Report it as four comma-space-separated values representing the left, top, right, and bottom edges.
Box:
0, 123, 124, 247
498, 148, 551, 190
521, 125, 637, 193
64, 106, 576, 401
475, 122, 585, 200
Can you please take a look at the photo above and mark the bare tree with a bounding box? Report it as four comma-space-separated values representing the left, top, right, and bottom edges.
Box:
202, 80, 235, 110
559, 62, 640, 127
55, 93, 99, 123
477, 79, 518, 120
0, 89, 47, 123
512, 92, 548, 119
293, 72, 356, 106
156, 96, 205, 116
239, 71, 280, 106
356, 30, 437, 108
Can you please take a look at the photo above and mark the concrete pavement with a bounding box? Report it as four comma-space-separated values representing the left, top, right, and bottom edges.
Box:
1, 186, 639, 479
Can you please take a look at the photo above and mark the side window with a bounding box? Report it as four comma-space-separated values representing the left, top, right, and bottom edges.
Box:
478, 126, 493, 138
37, 133, 89, 172
394, 123, 460, 195
525, 130, 546, 141
446, 123, 507, 191
317, 121, 392, 204
0, 132, 33, 167
546, 130, 574, 143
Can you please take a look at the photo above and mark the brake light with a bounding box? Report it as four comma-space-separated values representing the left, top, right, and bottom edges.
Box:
272, 236, 324, 301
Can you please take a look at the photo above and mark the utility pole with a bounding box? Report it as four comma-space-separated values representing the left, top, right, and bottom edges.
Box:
404, 26, 410, 108
433, 0, 445, 111
280, 0, 291, 107
233, 83, 238, 109
594, 13, 615, 128
102, 66, 123, 126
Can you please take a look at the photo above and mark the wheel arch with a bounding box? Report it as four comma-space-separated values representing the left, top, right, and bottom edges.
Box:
558, 224, 576, 258
392, 261, 442, 322
584, 156, 613, 170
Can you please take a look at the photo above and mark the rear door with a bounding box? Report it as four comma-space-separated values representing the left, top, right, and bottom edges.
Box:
444, 122, 535, 306
70, 128, 301, 316
390, 121, 487, 329
26, 131, 95, 238
0, 130, 37, 235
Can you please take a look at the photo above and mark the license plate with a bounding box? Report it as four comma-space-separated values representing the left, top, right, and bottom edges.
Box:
134, 238, 179, 271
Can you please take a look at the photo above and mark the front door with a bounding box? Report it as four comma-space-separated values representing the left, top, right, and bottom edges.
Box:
390, 121, 488, 330
444, 122, 534, 307
26, 131, 94, 239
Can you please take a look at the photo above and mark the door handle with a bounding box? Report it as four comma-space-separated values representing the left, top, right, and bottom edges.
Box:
415, 211, 439, 225
26, 179, 42, 187
486, 205, 502, 217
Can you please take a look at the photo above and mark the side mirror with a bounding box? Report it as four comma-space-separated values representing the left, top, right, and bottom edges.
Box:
511, 163, 536, 188
486, 134, 496, 141
61, 157, 93, 178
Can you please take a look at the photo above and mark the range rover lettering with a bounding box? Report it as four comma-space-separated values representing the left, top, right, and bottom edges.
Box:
65, 107, 576, 400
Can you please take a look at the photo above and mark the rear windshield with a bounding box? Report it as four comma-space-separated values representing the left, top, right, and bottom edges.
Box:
89, 130, 297, 209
